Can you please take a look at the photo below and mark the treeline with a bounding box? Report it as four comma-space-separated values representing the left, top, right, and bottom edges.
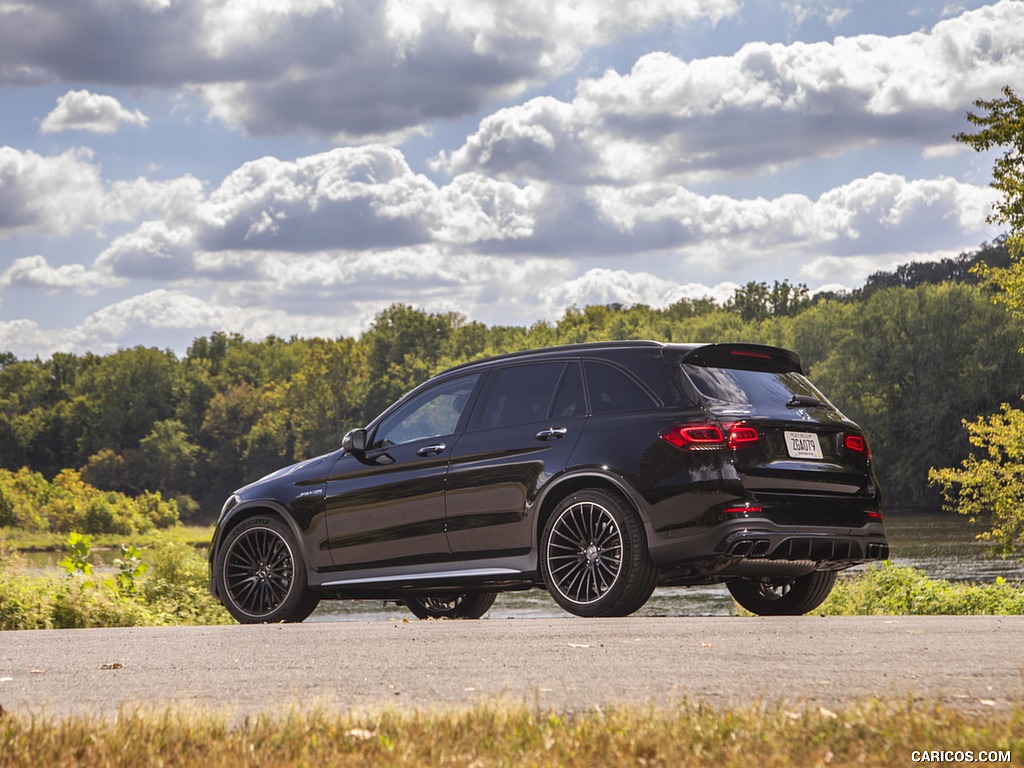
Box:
1, 239, 1021, 518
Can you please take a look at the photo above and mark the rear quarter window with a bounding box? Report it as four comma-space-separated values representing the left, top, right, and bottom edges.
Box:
585, 361, 658, 414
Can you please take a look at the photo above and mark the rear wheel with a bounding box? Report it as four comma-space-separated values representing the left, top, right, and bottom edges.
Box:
403, 592, 497, 620
216, 516, 320, 624
727, 571, 837, 616
541, 489, 657, 617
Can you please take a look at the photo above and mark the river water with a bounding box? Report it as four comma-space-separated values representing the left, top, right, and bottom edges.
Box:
14, 510, 1022, 622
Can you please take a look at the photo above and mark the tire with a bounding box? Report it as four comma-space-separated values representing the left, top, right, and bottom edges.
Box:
403, 592, 497, 620
727, 570, 837, 616
215, 516, 320, 624
541, 488, 657, 618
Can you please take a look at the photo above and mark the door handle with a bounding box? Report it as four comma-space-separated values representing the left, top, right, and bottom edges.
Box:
535, 427, 568, 441
416, 443, 446, 456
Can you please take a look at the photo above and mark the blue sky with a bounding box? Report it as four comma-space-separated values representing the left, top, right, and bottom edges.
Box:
0, 0, 1019, 358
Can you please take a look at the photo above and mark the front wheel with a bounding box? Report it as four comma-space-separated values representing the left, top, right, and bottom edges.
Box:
541, 489, 657, 617
215, 516, 320, 624
403, 592, 497, 619
727, 571, 837, 616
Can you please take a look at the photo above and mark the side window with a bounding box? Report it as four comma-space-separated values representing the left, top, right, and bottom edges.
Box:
585, 361, 657, 414
550, 362, 584, 418
372, 373, 479, 448
479, 362, 565, 429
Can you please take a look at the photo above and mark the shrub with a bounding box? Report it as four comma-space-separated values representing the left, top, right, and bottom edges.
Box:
816, 561, 1024, 615
0, 467, 180, 536
140, 541, 229, 625
0, 536, 228, 630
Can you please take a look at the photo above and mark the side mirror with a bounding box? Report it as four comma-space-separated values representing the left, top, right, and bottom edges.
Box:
342, 428, 367, 454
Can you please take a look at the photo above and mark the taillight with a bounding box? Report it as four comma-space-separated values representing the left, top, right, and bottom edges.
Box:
726, 423, 760, 449
660, 424, 726, 450
844, 433, 870, 458
660, 423, 761, 451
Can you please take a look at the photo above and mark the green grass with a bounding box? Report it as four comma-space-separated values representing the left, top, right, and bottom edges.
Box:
0, 700, 1019, 767
0, 524, 215, 552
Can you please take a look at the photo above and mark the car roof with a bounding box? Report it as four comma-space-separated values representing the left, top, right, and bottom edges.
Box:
441, 340, 801, 375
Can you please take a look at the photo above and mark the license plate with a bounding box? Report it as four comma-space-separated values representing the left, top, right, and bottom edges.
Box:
784, 431, 823, 459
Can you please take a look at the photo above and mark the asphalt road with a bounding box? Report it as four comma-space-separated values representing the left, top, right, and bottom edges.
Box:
1, 616, 1022, 719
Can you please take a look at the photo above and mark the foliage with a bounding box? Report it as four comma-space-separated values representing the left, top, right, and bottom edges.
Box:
139, 540, 230, 625
929, 404, 1024, 557
0, 701, 1021, 768
815, 561, 1024, 616
58, 532, 94, 578
926, 86, 1024, 551
725, 279, 810, 322
0, 537, 228, 630
956, 86, 1024, 331
956, 85, 1024, 257
0, 467, 180, 535
2, 239, 1024, 514
113, 544, 147, 596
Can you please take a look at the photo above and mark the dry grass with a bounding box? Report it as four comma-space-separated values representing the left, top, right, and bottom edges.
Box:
0, 699, 1020, 767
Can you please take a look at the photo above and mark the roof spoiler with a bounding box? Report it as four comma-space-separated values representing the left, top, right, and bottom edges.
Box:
677, 343, 803, 374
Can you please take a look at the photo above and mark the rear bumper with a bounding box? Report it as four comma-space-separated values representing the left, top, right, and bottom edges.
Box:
648, 517, 889, 572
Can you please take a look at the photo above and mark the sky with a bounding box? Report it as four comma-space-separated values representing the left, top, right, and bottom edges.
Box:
0, 0, 1021, 360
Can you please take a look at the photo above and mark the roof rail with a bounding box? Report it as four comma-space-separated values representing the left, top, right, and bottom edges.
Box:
442, 339, 666, 374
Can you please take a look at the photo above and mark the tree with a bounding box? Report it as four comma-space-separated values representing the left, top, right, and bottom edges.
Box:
726, 280, 810, 322
928, 87, 1024, 554
929, 405, 1024, 557
955, 86, 1024, 322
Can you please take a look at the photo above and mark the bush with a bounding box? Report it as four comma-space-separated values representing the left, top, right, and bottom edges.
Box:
816, 561, 1024, 615
140, 541, 229, 625
0, 536, 228, 630
0, 467, 180, 536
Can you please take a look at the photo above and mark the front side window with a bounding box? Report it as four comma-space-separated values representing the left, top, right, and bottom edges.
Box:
372, 374, 480, 448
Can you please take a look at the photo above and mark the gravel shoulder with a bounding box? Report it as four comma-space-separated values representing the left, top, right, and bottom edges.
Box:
2, 616, 1022, 719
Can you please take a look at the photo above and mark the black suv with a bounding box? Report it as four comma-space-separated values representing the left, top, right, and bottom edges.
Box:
210, 341, 887, 622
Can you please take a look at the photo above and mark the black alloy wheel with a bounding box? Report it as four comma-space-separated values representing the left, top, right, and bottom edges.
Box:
403, 592, 497, 619
216, 516, 319, 624
726, 570, 838, 616
541, 489, 657, 617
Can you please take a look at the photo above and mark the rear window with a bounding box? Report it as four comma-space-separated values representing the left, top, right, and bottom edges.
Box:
681, 363, 833, 408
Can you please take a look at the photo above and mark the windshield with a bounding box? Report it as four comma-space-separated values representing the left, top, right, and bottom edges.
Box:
681, 363, 834, 409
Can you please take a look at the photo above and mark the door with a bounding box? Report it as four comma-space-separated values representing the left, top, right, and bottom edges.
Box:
323, 372, 480, 570
445, 361, 587, 558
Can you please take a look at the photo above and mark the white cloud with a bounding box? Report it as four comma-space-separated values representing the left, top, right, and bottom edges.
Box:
0, 146, 205, 238
39, 89, 149, 134
438, 0, 1024, 182
94, 142, 997, 285
0, 255, 114, 294
0, 0, 738, 140
0, 147, 105, 236
539, 268, 736, 312
94, 146, 546, 275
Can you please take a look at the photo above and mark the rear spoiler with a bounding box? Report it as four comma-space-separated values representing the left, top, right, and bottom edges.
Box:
676, 343, 803, 374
